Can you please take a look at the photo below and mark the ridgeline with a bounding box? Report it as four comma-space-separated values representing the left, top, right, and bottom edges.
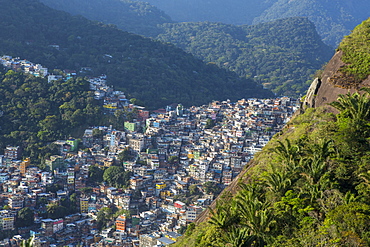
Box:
0, 0, 272, 109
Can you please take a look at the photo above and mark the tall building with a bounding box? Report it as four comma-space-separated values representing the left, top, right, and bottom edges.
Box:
4, 146, 21, 160
20, 157, 30, 175
115, 214, 126, 232
80, 198, 89, 213
8, 195, 24, 210
0, 210, 15, 230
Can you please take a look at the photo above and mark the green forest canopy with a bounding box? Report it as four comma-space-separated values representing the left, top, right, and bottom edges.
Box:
39, 0, 174, 37
253, 0, 370, 47
0, 70, 102, 162
0, 0, 272, 109
156, 17, 333, 97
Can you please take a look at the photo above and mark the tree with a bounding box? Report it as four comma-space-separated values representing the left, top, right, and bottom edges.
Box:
205, 118, 215, 129
273, 139, 300, 168
79, 187, 93, 197
329, 90, 370, 131
117, 147, 134, 162
323, 202, 370, 245
168, 155, 179, 165
209, 200, 240, 232
188, 184, 201, 195
16, 207, 34, 227
88, 165, 104, 184
47, 204, 68, 219
20, 236, 35, 247
203, 181, 222, 195
222, 226, 256, 247
263, 171, 291, 196
96, 207, 113, 230
103, 166, 131, 188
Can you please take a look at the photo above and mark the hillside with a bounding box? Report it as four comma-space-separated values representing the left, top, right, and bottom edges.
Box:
253, 0, 370, 47
175, 18, 370, 246
0, 0, 272, 109
0, 70, 104, 163
39, 0, 173, 37
156, 18, 333, 97
139, 0, 276, 25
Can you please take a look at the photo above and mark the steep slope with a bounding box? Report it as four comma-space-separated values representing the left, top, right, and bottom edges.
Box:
39, 0, 173, 36
253, 0, 370, 47
175, 18, 370, 247
304, 18, 370, 110
156, 18, 333, 97
141, 0, 277, 25
0, 0, 272, 109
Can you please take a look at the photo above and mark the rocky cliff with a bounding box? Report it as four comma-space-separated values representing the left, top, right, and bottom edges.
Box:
303, 50, 370, 112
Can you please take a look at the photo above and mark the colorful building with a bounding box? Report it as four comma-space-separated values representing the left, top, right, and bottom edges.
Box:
115, 214, 126, 232
80, 198, 89, 213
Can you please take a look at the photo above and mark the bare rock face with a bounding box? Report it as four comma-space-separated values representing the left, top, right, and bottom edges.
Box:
302, 77, 321, 109
310, 50, 370, 111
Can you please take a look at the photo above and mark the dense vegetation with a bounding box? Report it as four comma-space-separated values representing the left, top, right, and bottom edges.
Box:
175, 88, 370, 246
0, 70, 102, 162
338, 18, 370, 83
132, 0, 276, 25
39, 0, 173, 37
253, 0, 370, 47
0, 0, 272, 109
156, 18, 333, 96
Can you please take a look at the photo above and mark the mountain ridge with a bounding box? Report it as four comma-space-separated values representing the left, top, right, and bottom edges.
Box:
0, 0, 272, 109
155, 17, 333, 97
253, 0, 370, 47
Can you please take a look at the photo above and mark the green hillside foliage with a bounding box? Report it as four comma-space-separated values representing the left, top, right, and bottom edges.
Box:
253, 0, 370, 47
175, 89, 370, 246
39, 0, 173, 37
156, 18, 333, 97
0, 0, 272, 109
0, 70, 102, 163
338, 18, 370, 82
140, 0, 277, 25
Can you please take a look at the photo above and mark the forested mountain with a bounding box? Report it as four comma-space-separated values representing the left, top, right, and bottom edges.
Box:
40, 0, 369, 49
156, 18, 333, 97
0, 0, 272, 109
175, 18, 370, 247
141, 0, 276, 25
39, 0, 173, 36
253, 0, 370, 47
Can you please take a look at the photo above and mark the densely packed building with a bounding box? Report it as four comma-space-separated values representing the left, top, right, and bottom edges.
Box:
0, 55, 299, 246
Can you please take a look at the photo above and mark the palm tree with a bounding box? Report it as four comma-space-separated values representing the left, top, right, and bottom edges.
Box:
329, 90, 370, 127
262, 171, 291, 195
223, 226, 257, 247
306, 139, 334, 162
209, 200, 240, 231
235, 187, 276, 246
20, 236, 34, 247
300, 156, 327, 185
273, 139, 301, 171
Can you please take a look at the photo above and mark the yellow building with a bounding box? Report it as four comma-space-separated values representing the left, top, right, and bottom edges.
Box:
80, 198, 89, 213
156, 182, 166, 190
160, 190, 173, 199
20, 158, 30, 175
